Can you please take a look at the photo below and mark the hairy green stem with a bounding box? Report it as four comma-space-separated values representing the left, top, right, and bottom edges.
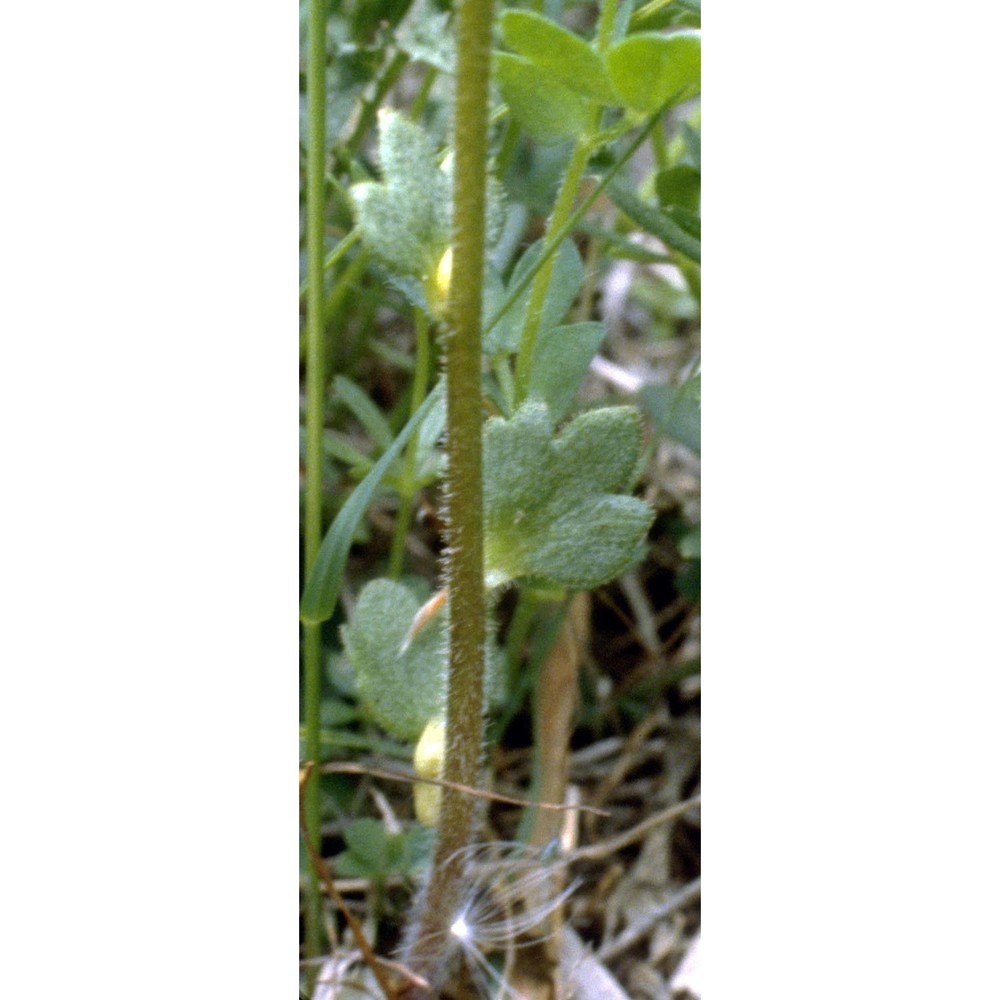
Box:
388, 309, 432, 579
401, 0, 495, 991
302, 0, 327, 958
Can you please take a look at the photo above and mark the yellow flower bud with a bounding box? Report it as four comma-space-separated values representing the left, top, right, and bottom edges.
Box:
434, 246, 453, 302
413, 716, 445, 825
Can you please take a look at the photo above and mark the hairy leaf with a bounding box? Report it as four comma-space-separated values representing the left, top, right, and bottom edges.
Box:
340, 579, 448, 741
483, 403, 654, 590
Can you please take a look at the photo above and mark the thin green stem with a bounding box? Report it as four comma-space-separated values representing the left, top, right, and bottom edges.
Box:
303, 0, 327, 959
298, 227, 360, 301
342, 49, 409, 163
511, 0, 619, 404
512, 136, 593, 403
387, 309, 432, 579
401, 0, 495, 991
494, 118, 522, 180
409, 64, 438, 120
483, 110, 663, 340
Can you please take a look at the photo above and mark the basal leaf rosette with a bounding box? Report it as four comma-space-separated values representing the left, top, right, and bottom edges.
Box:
483, 402, 654, 591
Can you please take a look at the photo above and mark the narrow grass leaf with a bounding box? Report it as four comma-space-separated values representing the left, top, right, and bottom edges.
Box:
607, 176, 701, 263
333, 375, 394, 451
300, 384, 442, 624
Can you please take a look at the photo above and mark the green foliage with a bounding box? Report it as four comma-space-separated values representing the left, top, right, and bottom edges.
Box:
494, 53, 589, 145
606, 29, 701, 113
340, 578, 507, 741
484, 238, 585, 354
351, 110, 451, 288
608, 175, 701, 263
483, 402, 655, 590
640, 371, 701, 454
499, 10, 618, 103
302, 2, 700, 963
340, 579, 448, 740
300, 386, 442, 625
334, 818, 434, 880
656, 164, 701, 213
527, 321, 607, 423
351, 110, 505, 313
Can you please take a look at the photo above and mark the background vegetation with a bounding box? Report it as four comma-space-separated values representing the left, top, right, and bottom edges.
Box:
300, 2, 701, 996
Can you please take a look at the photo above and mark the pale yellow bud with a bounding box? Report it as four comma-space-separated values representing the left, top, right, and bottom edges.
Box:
413, 716, 445, 825
434, 246, 452, 302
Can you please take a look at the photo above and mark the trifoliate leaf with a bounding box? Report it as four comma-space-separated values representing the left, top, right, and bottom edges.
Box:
483, 403, 655, 590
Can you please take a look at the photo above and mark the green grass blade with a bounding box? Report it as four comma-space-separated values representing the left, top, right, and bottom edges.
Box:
300, 382, 443, 625
607, 176, 701, 263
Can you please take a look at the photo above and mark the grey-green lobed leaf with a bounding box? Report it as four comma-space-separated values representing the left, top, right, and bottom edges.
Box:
351, 111, 505, 298
483, 402, 655, 590
340, 579, 447, 741
340, 579, 507, 741
351, 111, 451, 281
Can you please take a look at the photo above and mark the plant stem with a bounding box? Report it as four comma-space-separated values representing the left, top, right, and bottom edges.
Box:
388, 308, 432, 579
401, 0, 494, 990
511, 0, 618, 405
484, 111, 663, 341
298, 227, 361, 301
511, 137, 593, 404
410, 65, 439, 120
342, 49, 409, 163
303, 0, 327, 958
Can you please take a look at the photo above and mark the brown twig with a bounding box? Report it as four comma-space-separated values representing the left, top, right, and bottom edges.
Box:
319, 761, 611, 817
299, 763, 413, 1000
568, 795, 701, 862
